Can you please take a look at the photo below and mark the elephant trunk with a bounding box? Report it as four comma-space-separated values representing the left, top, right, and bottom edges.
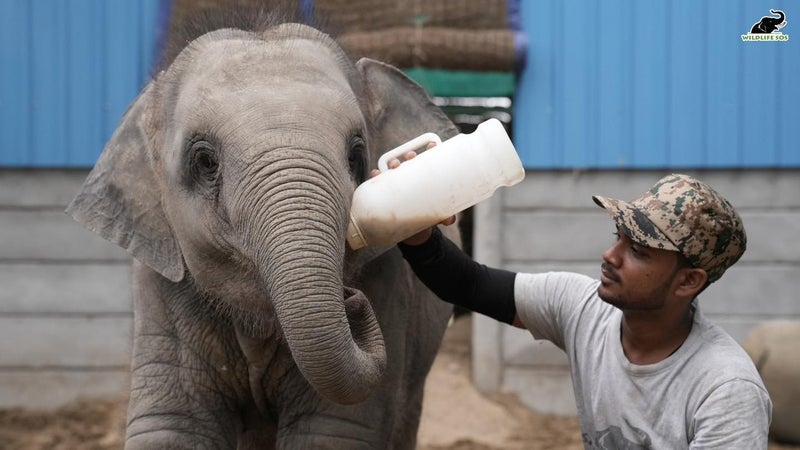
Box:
772, 9, 785, 22
241, 154, 386, 404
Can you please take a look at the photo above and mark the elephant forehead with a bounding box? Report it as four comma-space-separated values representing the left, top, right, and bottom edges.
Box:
184, 38, 354, 97
172, 37, 363, 132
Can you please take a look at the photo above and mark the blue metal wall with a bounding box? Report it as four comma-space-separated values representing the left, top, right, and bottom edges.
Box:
514, 0, 800, 169
0, 0, 162, 167
2, 1, 797, 169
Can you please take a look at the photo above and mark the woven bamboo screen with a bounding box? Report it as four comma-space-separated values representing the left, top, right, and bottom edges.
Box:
315, 0, 509, 31
167, 0, 519, 71
318, 0, 517, 70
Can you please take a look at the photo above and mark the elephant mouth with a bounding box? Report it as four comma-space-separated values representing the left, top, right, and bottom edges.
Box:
342, 286, 370, 323
343, 245, 393, 283
343, 286, 360, 300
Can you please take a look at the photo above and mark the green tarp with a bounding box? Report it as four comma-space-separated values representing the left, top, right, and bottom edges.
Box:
403, 68, 515, 98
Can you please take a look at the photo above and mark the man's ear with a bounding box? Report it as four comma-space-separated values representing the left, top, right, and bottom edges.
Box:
675, 268, 709, 298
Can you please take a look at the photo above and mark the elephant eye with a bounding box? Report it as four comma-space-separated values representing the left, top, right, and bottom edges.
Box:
348, 134, 367, 183
189, 140, 220, 190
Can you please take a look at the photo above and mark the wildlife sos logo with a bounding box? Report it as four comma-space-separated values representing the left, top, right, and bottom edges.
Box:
742, 9, 789, 41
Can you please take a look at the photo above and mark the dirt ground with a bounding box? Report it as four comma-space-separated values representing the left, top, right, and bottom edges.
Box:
0, 316, 796, 450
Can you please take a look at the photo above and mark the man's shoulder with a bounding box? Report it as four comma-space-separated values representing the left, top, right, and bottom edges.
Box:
516, 271, 599, 296
688, 314, 766, 390
515, 271, 606, 317
514, 271, 607, 346
686, 321, 772, 446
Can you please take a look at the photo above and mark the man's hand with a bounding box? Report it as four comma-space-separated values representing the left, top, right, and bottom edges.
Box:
369, 149, 455, 246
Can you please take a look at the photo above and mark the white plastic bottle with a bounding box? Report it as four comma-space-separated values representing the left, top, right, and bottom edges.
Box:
347, 118, 525, 250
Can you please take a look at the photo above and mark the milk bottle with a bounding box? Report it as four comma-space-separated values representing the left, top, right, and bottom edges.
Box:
347, 118, 525, 250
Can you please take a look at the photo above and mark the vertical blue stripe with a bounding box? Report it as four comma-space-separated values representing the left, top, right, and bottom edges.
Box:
562, 0, 591, 167
140, 0, 152, 81
514, 0, 555, 167
741, 41, 779, 164
775, 0, 800, 165
552, 0, 565, 168
104, 0, 140, 146
632, 0, 668, 168
596, 0, 629, 167
0, 0, 32, 166
30, 0, 69, 166
669, 0, 705, 167
705, 0, 740, 167
68, 0, 104, 166
585, 0, 599, 167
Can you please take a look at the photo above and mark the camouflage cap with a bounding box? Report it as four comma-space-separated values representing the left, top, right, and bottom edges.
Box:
592, 174, 746, 283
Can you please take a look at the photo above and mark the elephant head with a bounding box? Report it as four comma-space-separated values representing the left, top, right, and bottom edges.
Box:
66, 23, 458, 405
750, 9, 786, 33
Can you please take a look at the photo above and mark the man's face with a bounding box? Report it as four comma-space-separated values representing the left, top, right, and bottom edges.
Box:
597, 229, 686, 310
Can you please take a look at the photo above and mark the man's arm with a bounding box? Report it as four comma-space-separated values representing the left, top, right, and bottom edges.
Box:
398, 226, 523, 327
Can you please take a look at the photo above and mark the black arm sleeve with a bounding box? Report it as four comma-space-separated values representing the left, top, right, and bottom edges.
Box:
398, 227, 518, 324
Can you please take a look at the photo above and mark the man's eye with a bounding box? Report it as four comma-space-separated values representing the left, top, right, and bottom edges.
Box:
630, 244, 647, 257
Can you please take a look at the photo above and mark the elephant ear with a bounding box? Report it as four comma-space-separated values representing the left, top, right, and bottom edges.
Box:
356, 58, 460, 165
354, 58, 463, 255
66, 82, 185, 282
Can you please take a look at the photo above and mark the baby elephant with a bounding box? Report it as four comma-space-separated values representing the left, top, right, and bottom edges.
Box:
67, 11, 458, 450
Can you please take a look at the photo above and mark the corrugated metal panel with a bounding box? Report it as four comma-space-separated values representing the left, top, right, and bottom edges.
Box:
0, 0, 162, 167
514, 0, 800, 169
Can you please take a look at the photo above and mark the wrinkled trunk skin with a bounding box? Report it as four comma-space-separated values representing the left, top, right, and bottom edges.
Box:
256, 226, 386, 404
241, 155, 387, 405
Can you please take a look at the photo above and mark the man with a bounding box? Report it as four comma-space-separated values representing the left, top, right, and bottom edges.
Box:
396, 172, 772, 448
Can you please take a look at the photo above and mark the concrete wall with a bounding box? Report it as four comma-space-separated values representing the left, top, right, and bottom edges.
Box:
3, 169, 798, 413
472, 169, 800, 415
0, 169, 132, 409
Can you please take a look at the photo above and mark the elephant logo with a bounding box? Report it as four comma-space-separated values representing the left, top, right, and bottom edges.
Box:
742, 10, 789, 41
751, 9, 786, 33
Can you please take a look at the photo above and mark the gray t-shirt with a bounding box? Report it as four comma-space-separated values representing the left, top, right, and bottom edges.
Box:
515, 271, 772, 449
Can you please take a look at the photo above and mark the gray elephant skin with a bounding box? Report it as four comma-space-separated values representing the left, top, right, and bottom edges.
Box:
66, 11, 460, 450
